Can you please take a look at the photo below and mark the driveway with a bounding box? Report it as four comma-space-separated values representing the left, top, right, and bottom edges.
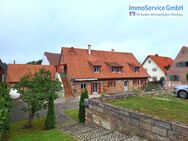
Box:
10, 96, 79, 122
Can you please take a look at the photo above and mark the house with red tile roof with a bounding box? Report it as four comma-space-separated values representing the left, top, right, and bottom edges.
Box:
165, 46, 188, 89
42, 52, 61, 66
59, 46, 149, 96
142, 54, 173, 81
7, 64, 56, 85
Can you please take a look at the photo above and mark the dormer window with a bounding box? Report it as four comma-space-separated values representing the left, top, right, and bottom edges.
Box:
105, 62, 123, 73
134, 67, 140, 73
88, 60, 102, 73
128, 63, 141, 73
112, 67, 122, 73
93, 66, 100, 73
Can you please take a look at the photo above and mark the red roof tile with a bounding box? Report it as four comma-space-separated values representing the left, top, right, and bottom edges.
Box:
44, 52, 60, 65
7, 64, 56, 83
61, 47, 149, 80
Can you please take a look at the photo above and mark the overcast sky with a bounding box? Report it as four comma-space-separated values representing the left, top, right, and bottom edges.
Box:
0, 0, 187, 64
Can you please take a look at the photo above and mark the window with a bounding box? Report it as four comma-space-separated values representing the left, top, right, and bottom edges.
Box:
112, 67, 122, 73
81, 83, 86, 89
133, 80, 139, 85
140, 79, 146, 85
152, 68, 157, 71
148, 60, 151, 64
170, 75, 179, 81
108, 81, 116, 87
93, 66, 100, 73
185, 61, 188, 67
134, 67, 140, 73
176, 62, 185, 67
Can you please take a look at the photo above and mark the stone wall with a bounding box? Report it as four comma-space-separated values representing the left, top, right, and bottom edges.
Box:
85, 94, 188, 141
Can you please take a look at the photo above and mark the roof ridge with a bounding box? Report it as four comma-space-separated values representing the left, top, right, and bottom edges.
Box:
62, 47, 133, 54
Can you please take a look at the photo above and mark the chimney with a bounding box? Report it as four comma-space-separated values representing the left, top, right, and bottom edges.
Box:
13, 60, 15, 64
155, 54, 159, 56
111, 49, 115, 52
70, 47, 74, 54
88, 44, 91, 55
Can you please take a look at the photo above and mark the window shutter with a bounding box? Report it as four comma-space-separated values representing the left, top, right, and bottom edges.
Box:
170, 76, 173, 81
176, 75, 179, 81
114, 81, 116, 87
107, 81, 110, 87
99, 83, 101, 93
91, 83, 93, 93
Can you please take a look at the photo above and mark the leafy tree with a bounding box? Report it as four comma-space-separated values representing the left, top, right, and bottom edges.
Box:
16, 68, 61, 128
26, 59, 42, 65
79, 88, 89, 123
0, 83, 10, 140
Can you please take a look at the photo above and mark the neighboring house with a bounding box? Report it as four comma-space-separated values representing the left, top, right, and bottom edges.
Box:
42, 52, 61, 66
0, 59, 7, 82
142, 55, 173, 81
165, 46, 188, 89
58, 46, 149, 96
7, 64, 56, 85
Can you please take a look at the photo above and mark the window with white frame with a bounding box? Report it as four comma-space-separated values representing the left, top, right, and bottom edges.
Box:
152, 68, 157, 71
111, 67, 122, 73
81, 83, 86, 89
93, 66, 100, 73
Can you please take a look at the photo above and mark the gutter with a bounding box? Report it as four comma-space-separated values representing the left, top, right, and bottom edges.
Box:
74, 78, 98, 82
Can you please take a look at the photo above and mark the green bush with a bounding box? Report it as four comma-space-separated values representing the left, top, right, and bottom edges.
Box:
79, 88, 88, 123
45, 97, 56, 130
0, 83, 10, 140
142, 82, 161, 92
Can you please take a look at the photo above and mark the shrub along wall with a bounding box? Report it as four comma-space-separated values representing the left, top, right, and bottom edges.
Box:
85, 94, 188, 141
0, 83, 10, 140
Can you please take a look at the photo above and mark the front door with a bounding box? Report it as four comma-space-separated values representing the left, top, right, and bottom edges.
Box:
92, 83, 98, 94
124, 81, 129, 91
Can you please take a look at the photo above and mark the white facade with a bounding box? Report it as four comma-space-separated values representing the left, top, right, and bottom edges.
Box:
41, 55, 50, 65
142, 57, 165, 81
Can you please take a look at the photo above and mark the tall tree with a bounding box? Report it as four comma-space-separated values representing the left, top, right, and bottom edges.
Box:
79, 88, 89, 123
16, 68, 61, 128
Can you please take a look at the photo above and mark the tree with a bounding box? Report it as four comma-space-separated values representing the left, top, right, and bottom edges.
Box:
16, 68, 61, 128
0, 83, 10, 140
79, 88, 89, 123
26, 59, 42, 65
45, 97, 55, 130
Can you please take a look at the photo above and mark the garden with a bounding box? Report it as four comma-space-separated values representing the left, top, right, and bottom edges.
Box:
108, 92, 188, 125
0, 69, 79, 141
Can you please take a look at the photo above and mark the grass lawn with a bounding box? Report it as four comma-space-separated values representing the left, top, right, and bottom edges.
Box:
7, 118, 45, 139
9, 129, 77, 141
108, 94, 188, 125
64, 109, 79, 122
5, 118, 77, 141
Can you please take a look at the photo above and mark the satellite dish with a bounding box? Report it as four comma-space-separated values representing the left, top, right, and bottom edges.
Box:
9, 88, 21, 99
